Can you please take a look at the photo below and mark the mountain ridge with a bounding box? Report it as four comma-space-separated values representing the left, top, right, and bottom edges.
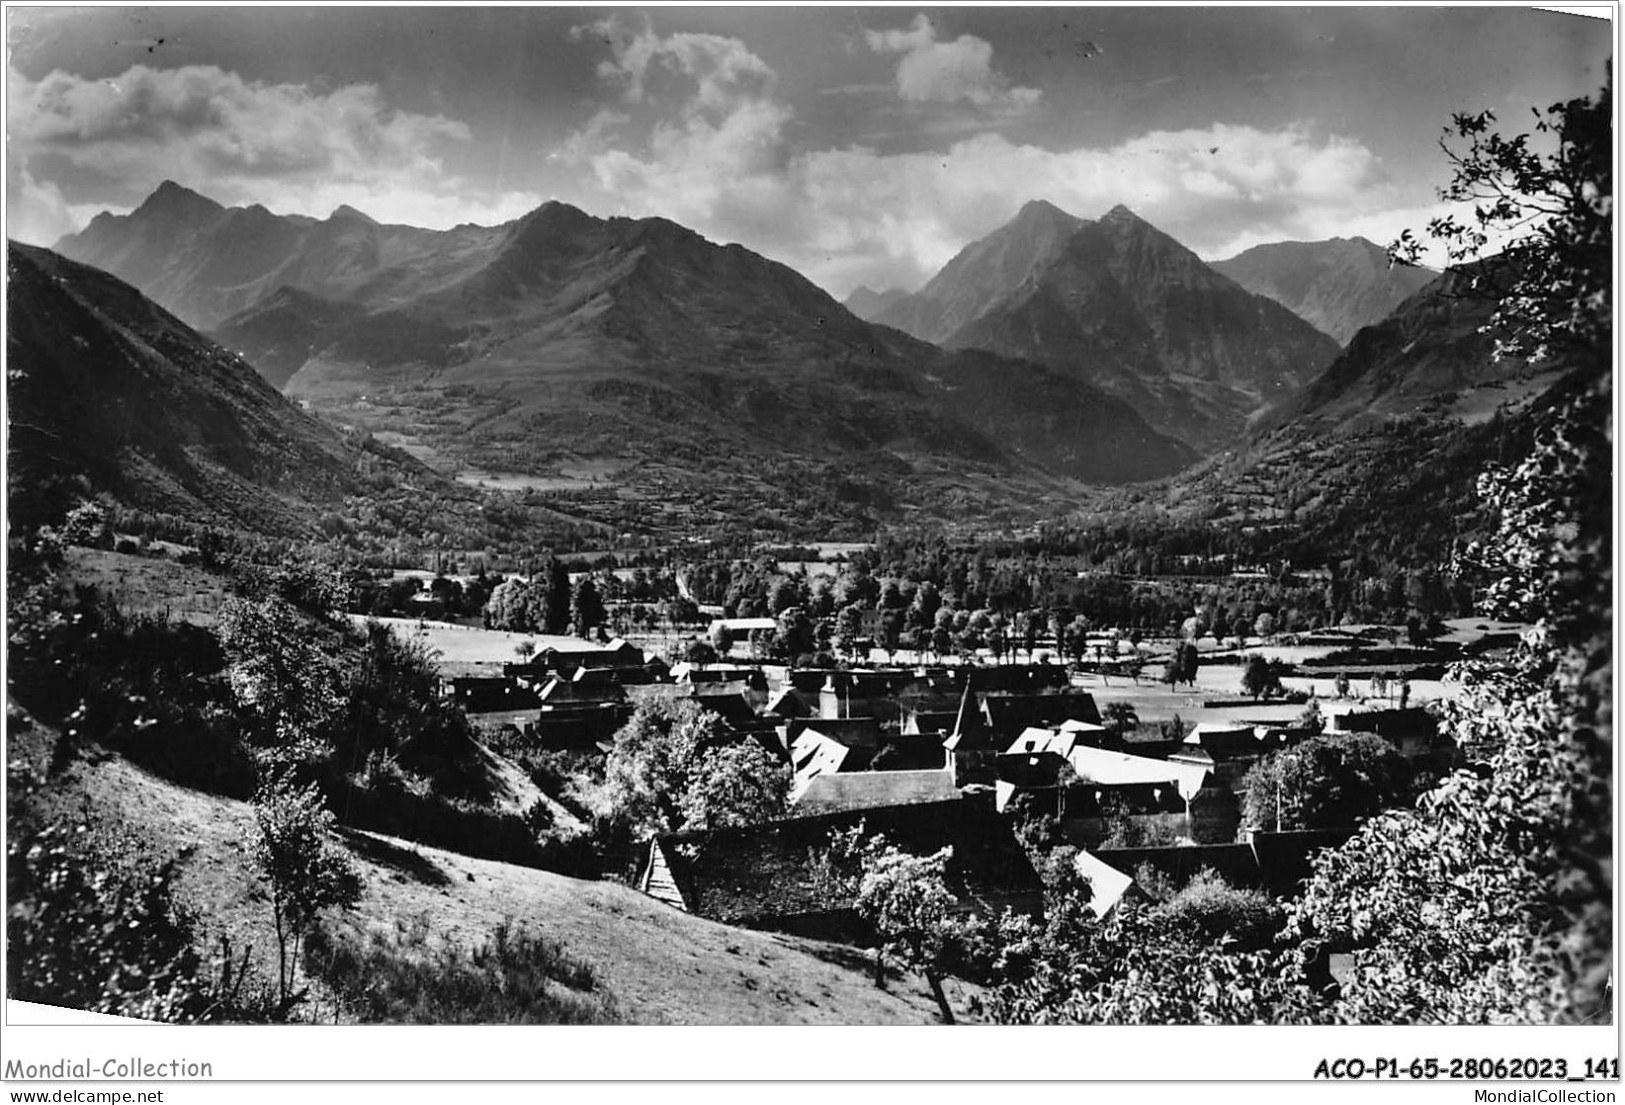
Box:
841, 285, 911, 322
60, 184, 1197, 507
874, 202, 1341, 451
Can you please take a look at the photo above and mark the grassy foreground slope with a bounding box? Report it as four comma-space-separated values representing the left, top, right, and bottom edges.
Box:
8, 711, 960, 1026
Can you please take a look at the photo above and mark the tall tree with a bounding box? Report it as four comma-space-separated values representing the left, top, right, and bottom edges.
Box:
571, 577, 605, 638
1177, 642, 1200, 688
543, 558, 572, 635
832, 603, 865, 658
217, 597, 343, 764
773, 606, 816, 661
853, 844, 970, 1024
1102, 701, 1140, 742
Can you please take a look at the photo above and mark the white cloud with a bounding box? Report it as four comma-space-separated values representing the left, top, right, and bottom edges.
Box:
577, 17, 776, 115
5, 161, 103, 246
864, 14, 1040, 110
557, 19, 1497, 296
563, 23, 794, 232
566, 41, 1432, 298
7, 63, 543, 238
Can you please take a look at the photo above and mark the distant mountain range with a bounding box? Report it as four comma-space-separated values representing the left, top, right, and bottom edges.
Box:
55, 181, 495, 333
50, 182, 1541, 546
1211, 237, 1438, 346
864, 201, 1342, 451
52, 184, 1198, 508
842, 285, 910, 322
6, 241, 425, 535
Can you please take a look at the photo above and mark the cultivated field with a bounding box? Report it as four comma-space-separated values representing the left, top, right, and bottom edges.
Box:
352, 616, 607, 666
455, 471, 599, 493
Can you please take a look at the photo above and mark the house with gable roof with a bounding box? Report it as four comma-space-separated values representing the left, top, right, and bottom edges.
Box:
638, 800, 1042, 940
943, 680, 1000, 785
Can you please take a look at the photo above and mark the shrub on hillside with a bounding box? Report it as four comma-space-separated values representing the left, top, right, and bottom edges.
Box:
252, 775, 365, 1016
340, 621, 490, 803
8, 823, 213, 1021
8, 579, 255, 795
6, 821, 273, 1023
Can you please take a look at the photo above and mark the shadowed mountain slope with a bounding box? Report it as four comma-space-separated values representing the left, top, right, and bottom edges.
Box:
1143, 260, 1588, 569
6, 242, 425, 534
1263, 263, 1557, 432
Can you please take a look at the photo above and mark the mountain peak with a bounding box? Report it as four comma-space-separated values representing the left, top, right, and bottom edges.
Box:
153, 179, 200, 199
501, 200, 597, 244
1101, 203, 1141, 222
328, 203, 377, 224
1016, 198, 1076, 221
133, 180, 223, 218
529, 199, 593, 223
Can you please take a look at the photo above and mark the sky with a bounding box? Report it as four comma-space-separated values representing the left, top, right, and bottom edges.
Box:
5, 5, 1614, 297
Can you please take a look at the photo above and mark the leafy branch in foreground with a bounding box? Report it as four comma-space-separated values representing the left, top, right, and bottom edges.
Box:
1391, 71, 1611, 366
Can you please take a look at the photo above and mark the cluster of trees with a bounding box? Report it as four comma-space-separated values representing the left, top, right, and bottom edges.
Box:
211, 568, 492, 801
479, 560, 607, 639
813, 827, 1293, 1026
559, 698, 791, 875
8, 542, 403, 1020
349, 571, 499, 621
593, 565, 681, 605
1161, 642, 1201, 690
1238, 654, 1290, 700
850, 528, 1477, 631
675, 540, 1475, 673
